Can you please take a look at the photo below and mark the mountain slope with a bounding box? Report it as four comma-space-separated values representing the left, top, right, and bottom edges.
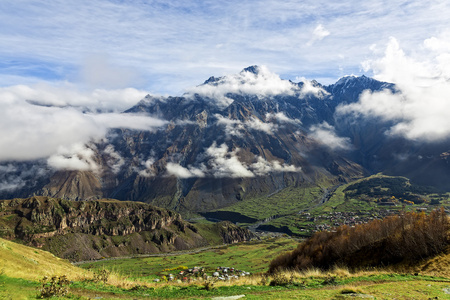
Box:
0, 196, 253, 261
1, 65, 449, 216
0, 237, 88, 281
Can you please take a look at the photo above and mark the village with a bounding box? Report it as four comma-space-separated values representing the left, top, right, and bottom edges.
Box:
155, 265, 251, 283
299, 208, 419, 233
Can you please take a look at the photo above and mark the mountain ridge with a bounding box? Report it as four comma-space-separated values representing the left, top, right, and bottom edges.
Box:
1, 66, 449, 216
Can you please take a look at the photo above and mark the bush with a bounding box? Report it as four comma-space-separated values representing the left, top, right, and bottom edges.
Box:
203, 280, 216, 291
38, 275, 70, 298
269, 208, 449, 273
93, 269, 111, 284
269, 273, 294, 286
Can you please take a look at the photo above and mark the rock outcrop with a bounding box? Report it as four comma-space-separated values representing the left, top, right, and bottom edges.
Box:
0, 196, 254, 261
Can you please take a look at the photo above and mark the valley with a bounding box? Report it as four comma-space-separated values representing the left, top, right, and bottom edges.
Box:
2, 68, 450, 299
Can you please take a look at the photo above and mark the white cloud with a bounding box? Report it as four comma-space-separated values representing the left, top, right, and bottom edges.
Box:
47, 143, 99, 171
296, 77, 330, 98
80, 53, 141, 89
338, 34, 450, 142
1, 1, 450, 92
246, 117, 276, 134
307, 24, 330, 46
186, 66, 298, 106
3, 83, 147, 112
103, 145, 125, 174
138, 158, 157, 177
166, 162, 205, 179
309, 122, 352, 150
205, 143, 254, 178
91, 113, 168, 131
0, 162, 49, 192
215, 114, 276, 137
215, 114, 244, 137
166, 142, 300, 179
266, 112, 301, 124
251, 156, 301, 176
0, 85, 166, 162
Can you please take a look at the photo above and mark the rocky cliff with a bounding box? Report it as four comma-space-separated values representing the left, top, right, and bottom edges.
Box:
2, 66, 449, 218
0, 196, 254, 261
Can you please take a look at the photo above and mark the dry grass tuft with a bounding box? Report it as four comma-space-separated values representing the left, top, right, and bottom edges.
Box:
338, 284, 367, 294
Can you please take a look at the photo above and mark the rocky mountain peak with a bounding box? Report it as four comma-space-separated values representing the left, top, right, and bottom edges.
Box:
240, 65, 261, 75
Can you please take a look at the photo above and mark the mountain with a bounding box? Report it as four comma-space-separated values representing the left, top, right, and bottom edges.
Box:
0, 196, 253, 261
1, 66, 449, 216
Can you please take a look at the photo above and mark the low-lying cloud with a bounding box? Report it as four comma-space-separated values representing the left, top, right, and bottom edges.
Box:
0, 84, 166, 168
215, 114, 277, 137
338, 33, 450, 142
167, 142, 301, 178
309, 122, 352, 150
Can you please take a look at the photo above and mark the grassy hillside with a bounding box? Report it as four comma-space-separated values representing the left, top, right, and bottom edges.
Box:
247, 174, 450, 236
78, 237, 298, 280
2, 236, 450, 299
0, 237, 89, 281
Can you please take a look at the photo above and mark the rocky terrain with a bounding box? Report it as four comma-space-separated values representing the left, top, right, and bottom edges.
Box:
1, 66, 450, 217
0, 196, 253, 261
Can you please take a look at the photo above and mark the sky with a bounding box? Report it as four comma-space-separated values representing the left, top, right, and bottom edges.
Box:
1, 0, 450, 181
1, 0, 449, 95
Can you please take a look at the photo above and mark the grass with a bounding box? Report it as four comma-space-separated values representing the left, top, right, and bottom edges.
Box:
228, 174, 450, 237
2, 236, 450, 299
78, 237, 299, 280
0, 237, 90, 281
217, 185, 326, 220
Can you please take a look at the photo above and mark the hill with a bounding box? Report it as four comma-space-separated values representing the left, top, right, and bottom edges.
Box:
0, 196, 253, 262
0, 237, 88, 281
1, 234, 450, 299
268, 208, 449, 273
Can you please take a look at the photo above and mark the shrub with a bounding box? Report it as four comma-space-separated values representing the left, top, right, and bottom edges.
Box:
203, 280, 216, 291
93, 269, 111, 284
269, 273, 294, 286
38, 275, 70, 298
269, 208, 449, 273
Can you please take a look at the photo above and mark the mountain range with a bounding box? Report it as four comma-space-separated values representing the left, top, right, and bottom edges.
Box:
1, 65, 449, 216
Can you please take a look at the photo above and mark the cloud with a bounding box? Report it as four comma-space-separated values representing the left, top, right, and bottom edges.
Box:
251, 156, 301, 176
0, 83, 147, 112
0, 164, 25, 192
0, 162, 49, 192
307, 24, 330, 46
80, 53, 141, 89
1, 1, 450, 92
103, 145, 125, 174
205, 143, 254, 178
246, 117, 276, 134
296, 77, 330, 98
138, 158, 157, 177
166, 163, 206, 179
215, 114, 245, 137
266, 112, 300, 124
47, 143, 99, 171
338, 34, 450, 142
215, 114, 276, 137
309, 122, 352, 150
91, 113, 168, 131
0, 85, 166, 162
166, 142, 300, 178
186, 66, 298, 106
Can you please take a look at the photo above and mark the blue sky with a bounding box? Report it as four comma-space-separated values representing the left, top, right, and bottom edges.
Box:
1, 0, 450, 187
1, 0, 449, 95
